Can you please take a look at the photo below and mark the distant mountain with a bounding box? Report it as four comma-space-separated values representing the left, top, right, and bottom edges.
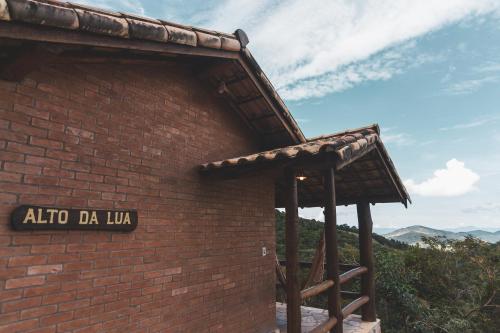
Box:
373, 227, 397, 235
384, 225, 500, 245
444, 226, 500, 233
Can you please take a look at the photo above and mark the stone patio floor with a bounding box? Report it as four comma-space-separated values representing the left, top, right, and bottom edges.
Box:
276, 303, 381, 333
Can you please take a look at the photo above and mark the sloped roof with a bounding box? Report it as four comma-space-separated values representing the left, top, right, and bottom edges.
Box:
201, 125, 411, 207
0, 0, 305, 148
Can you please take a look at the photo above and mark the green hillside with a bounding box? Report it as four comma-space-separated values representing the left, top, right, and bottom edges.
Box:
275, 210, 500, 333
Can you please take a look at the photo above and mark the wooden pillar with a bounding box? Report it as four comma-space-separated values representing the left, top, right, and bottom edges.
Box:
324, 167, 342, 333
284, 168, 301, 333
357, 201, 376, 322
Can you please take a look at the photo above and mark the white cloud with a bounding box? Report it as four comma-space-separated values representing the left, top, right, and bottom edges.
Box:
439, 114, 500, 130
462, 202, 500, 214
476, 61, 500, 73
404, 159, 480, 197
444, 76, 498, 95
380, 127, 414, 146
198, 0, 500, 100
443, 60, 500, 95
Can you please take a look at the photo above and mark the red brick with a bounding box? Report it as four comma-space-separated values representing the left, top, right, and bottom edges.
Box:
9, 255, 47, 267
64, 261, 93, 271
0, 193, 17, 203
75, 172, 104, 182
5, 276, 46, 289
23, 283, 61, 297
42, 291, 76, 305
0, 171, 23, 183
66, 127, 94, 140
0, 246, 29, 257
2, 296, 41, 312
0, 150, 25, 162
55, 196, 88, 207
61, 161, 90, 173
27, 264, 63, 275
31, 244, 66, 254
42, 167, 74, 179
57, 317, 90, 332
3, 162, 42, 175
22, 326, 56, 333
19, 195, 55, 207
0, 319, 39, 332
12, 122, 48, 138
0, 289, 23, 302
66, 243, 96, 253
26, 156, 60, 168
104, 176, 128, 186
0, 129, 28, 143
0, 311, 18, 326
31, 117, 64, 131
29, 136, 63, 150
93, 276, 119, 287
12, 235, 51, 245
14, 102, 49, 120
59, 299, 90, 312
7, 142, 45, 157
21, 304, 58, 320
39, 311, 73, 326
45, 149, 78, 161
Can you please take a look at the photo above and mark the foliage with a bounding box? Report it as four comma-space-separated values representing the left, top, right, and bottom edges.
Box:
275, 210, 499, 333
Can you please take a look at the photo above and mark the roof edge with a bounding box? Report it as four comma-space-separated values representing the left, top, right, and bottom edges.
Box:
308, 124, 380, 142
0, 0, 242, 51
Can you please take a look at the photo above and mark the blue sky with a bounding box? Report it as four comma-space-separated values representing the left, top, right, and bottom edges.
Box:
82, 0, 500, 231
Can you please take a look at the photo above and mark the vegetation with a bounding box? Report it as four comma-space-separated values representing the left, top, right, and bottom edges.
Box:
275, 210, 499, 332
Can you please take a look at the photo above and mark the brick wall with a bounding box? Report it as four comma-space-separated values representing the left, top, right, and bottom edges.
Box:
0, 61, 276, 332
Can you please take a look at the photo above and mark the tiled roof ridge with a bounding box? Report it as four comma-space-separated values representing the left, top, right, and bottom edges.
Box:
0, 0, 245, 51
307, 124, 380, 142
201, 124, 381, 170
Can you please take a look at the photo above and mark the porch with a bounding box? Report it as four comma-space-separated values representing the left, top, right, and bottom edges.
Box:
276, 303, 381, 333
201, 124, 410, 332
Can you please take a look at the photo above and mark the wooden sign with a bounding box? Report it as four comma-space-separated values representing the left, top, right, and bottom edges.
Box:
10, 205, 138, 232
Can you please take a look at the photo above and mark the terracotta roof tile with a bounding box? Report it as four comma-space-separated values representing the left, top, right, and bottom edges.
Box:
0, 0, 241, 50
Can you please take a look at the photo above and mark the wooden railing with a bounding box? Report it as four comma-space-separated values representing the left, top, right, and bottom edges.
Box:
277, 261, 373, 333
342, 296, 370, 318
301, 279, 335, 300
339, 266, 367, 284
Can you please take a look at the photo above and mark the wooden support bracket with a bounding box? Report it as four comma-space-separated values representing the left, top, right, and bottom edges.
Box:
339, 266, 368, 285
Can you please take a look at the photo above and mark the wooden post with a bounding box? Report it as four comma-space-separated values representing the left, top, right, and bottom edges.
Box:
357, 201, 376, 322
324, 167, 342, 333
284, 168, 301, 333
